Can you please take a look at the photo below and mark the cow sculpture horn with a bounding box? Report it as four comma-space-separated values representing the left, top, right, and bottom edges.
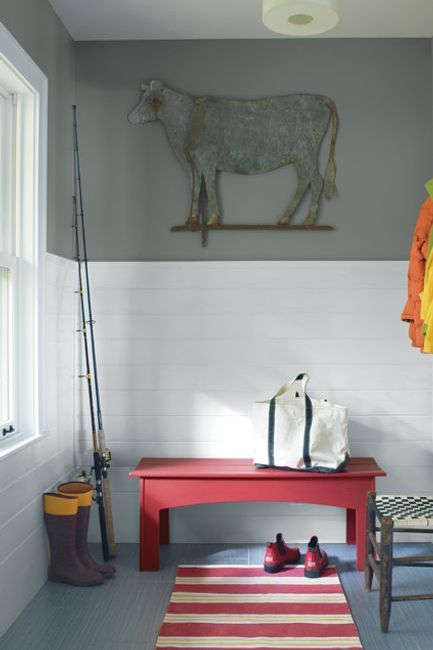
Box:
149, 80, 163, 93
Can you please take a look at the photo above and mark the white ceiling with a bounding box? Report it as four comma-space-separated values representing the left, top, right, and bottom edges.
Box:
49, 0, 433, 41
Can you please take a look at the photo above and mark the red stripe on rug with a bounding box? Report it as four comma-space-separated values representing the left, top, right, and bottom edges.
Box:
167, 603, 351, 615
172, 584, 343, 594
155, 645, 361, 650
176, 566, 335, 577
158, 623, 360, 637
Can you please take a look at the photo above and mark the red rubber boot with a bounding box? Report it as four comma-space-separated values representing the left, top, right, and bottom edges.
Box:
263, 533, 301, 573
304, 536, 329, 578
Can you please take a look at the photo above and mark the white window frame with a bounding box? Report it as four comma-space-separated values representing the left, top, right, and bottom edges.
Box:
0, 21, 47, 457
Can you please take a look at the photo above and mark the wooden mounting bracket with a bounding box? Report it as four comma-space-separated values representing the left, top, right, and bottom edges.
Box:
170, 223, 334, 247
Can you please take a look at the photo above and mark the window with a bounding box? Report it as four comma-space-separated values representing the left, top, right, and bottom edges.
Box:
0, 22, 47, 451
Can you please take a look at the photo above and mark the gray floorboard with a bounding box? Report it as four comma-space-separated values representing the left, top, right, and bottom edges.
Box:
0, 543, 432, 650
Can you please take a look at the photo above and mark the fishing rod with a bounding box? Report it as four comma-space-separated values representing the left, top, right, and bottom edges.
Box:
73, 105, 115, 559
73, 194, 109, 562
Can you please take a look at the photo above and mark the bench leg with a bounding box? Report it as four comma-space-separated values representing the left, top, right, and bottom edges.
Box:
139, 480, 161, 571
365, 491, 376, 591
355, 505, 367, 571
346, 509, 356, 544
160, 509, 170, 544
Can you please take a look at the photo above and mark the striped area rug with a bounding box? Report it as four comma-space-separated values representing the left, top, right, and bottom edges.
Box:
156, 565, 362, 649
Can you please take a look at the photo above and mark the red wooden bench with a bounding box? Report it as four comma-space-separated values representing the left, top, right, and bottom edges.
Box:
129, 457, 386, 571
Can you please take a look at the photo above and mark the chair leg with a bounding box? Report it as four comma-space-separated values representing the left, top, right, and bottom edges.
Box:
365, 491, 376, 591
379, 516, 394, 633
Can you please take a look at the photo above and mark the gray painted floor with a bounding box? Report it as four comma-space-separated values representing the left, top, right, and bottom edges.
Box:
0, 543, 432, 650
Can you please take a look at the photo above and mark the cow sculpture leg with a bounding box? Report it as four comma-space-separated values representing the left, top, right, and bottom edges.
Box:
278, 153, 325, 226
278, 169, 310, 225
202, 167, 220, 225
185, 167, 202, 228
303, 168, 324, 226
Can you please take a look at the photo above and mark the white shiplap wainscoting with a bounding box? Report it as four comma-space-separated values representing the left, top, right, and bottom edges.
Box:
78, 261, 433, 545
0, 254, 76, 637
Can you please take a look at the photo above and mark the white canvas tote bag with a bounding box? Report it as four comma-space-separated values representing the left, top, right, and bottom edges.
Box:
253, 373, 350, 472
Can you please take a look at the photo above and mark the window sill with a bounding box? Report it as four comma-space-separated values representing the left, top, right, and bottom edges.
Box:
0, 430, 48, 461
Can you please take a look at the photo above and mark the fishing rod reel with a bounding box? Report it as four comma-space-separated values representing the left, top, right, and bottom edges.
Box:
75, 469, 92, 483
89, 448, 112, 478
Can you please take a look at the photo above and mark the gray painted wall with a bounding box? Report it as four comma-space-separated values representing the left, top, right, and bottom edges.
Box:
0, 0, 75, 258
75, 38, 432, 260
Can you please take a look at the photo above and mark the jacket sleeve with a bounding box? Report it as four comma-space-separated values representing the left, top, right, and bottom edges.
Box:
401, 233, 426, 323
401, 199, 433, 348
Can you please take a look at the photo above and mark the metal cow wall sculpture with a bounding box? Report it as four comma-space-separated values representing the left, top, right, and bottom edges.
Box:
127, 80, 338, 244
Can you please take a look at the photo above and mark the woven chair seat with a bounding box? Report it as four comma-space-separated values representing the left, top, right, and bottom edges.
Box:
366, 492, 433, 633
375, 494, 433, 528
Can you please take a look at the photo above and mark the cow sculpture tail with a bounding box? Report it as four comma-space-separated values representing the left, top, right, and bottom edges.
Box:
324, 98, 338, 199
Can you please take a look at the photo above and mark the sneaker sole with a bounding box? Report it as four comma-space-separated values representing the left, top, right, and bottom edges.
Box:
304, 562, 328, 579
264, 555, 301, 573
264, 564, 283, 573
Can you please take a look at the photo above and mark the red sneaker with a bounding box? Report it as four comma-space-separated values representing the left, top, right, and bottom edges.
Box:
304, 536, 329, 578
263, 533, 301, 573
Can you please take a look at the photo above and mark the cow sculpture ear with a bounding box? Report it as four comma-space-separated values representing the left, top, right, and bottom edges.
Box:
140, 83, 148, 92
149, 96, 162, 110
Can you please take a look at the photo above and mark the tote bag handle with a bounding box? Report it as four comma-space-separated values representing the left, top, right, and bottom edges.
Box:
268, 372, 313, 469
273, 373, 310, 400
266, 373, 311, 468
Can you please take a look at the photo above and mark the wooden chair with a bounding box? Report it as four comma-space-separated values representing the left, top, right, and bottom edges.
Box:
365, 491, 433, 632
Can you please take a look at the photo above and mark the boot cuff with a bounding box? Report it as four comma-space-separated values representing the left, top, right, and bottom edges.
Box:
58, 482, 93, 507
44, 492, 78, 516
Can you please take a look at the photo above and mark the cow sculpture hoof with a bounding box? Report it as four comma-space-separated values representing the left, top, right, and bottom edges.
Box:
207, 213, 221, 226
185, 214, 198, 230
277, 216, 292, 226
302, 216, 316, 227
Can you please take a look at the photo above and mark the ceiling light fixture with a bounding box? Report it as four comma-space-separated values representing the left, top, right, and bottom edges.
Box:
262, 0, 339, 36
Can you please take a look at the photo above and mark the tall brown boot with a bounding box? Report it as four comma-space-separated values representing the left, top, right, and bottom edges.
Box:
43, 493, 104, 586
57, 482, 116, 577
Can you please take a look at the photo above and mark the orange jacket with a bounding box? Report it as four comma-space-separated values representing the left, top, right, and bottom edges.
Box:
401, 197, 433, 348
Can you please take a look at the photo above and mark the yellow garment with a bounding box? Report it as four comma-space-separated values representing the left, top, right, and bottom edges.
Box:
420, 252, 433, 322
420, 179, 433, 351
421, 242, 433, 352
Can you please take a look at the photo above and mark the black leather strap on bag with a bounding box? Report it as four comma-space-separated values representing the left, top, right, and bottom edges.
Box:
303, 394, 313, 469
268, 397, 276, 466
